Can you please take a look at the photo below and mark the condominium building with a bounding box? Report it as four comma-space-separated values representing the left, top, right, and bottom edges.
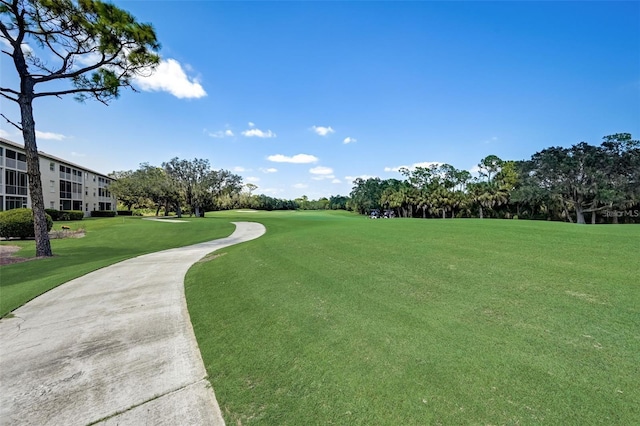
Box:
0, 138, 117, 216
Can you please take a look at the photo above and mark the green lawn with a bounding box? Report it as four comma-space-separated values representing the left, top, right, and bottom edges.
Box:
0, 216, 234, 317
186, 210, 640, 425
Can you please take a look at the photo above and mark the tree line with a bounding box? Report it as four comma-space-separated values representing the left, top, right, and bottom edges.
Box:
109, 134, 638, 225
109, 158, 354, 214
348, 133, 639, 224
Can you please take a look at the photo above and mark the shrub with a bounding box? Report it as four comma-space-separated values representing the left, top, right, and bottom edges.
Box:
45, 209, 84, 221
91, 210, 116, 217
117, 210, 133, 216
0, 208, 53, 239
60, 210, 84, 221
45, 209, 61, 220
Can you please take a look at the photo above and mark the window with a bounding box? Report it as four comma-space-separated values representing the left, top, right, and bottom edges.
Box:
50, 162, 55, 171
50, 180, 55, 193
72, 200, 82, 210
59, 180, 71, 199
59, 165, 71, 180
60, 200, 71, 210
72, 169, 83, 183
50, 201, 55, 209
4, 149, 26, 170
85, 203, 89, 212
6, 196, 27, 210
5, 170, 28, 195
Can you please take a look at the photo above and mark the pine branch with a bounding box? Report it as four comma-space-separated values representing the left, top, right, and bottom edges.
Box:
0, 113, 22, 131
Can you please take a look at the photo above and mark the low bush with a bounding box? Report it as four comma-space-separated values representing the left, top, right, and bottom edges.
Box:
45, 209, 84, 221
0, 208, 53, 239
62, 210, 84, 221
45, 208, 61, 220
117, 210, 133, 216
91, 210, 116, 217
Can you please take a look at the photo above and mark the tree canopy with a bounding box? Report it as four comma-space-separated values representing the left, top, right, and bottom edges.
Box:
346, 134, 639, 224
1, 0, 160, 256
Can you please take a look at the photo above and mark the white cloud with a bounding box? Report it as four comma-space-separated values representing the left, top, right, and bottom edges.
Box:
71, 152, 86, 157
312, 125, 335, 136
208, 129, 234, 138
246, 176, 260, 183
36, 130, 66, 140
293, 183, 308, 189
262, 187, 284, 195
233, 166, 247, 172
469, 165, 482, 177
134, 58, 206, 99
309, 167, 338, 182
248, 122, 255, 127
345, 174, 377, 181
384, 161, 443, 173
331, 178, 342, 184
309, 166, 333, 175
343, 137, 357, 144
312, 175, 335, 181
242, 127, 276, 138
242, 128, 276, 138
483, 136, 498, 144
0, 128, 12, 138
259, 167, 278, 173
267, 154, 318, 164
0, 37, 32, 55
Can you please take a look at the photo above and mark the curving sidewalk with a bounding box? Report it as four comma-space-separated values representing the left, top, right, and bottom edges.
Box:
0, 221, 266, 426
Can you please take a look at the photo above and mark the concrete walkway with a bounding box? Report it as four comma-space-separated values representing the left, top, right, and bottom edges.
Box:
0, 222, 266, 426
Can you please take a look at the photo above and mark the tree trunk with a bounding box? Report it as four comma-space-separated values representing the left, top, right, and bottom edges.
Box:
20, 87, 53, 257
479, 205, 484, 219
591, 210, 596, 224
575, 204, 585, 224
442, 209, 446, 219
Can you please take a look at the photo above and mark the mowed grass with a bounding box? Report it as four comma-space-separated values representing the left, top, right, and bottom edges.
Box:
0, 217, 234, 317
186, 210, 640, 425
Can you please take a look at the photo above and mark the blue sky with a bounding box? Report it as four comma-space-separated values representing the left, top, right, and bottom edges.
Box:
1, 1, 639, 200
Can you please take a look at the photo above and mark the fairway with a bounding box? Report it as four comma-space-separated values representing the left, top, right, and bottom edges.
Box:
186, 211, 640, 425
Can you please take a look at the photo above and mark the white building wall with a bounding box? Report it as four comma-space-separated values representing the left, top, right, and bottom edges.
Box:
1, 138, 117, 217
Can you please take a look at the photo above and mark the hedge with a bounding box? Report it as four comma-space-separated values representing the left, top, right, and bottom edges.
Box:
116, 210, 133, 216
91, 210, 116, 217
0, 208, 53, 239
45, 209, 84, 221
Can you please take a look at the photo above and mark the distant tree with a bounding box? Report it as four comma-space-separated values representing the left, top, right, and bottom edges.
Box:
1, 0, 159, 256
245, 183, 258, 196
328, 195, 349, 210
477, 155, 503, 183
529, 143, 605, 224
163, 158, 242, 217
348, 177, 384, 214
